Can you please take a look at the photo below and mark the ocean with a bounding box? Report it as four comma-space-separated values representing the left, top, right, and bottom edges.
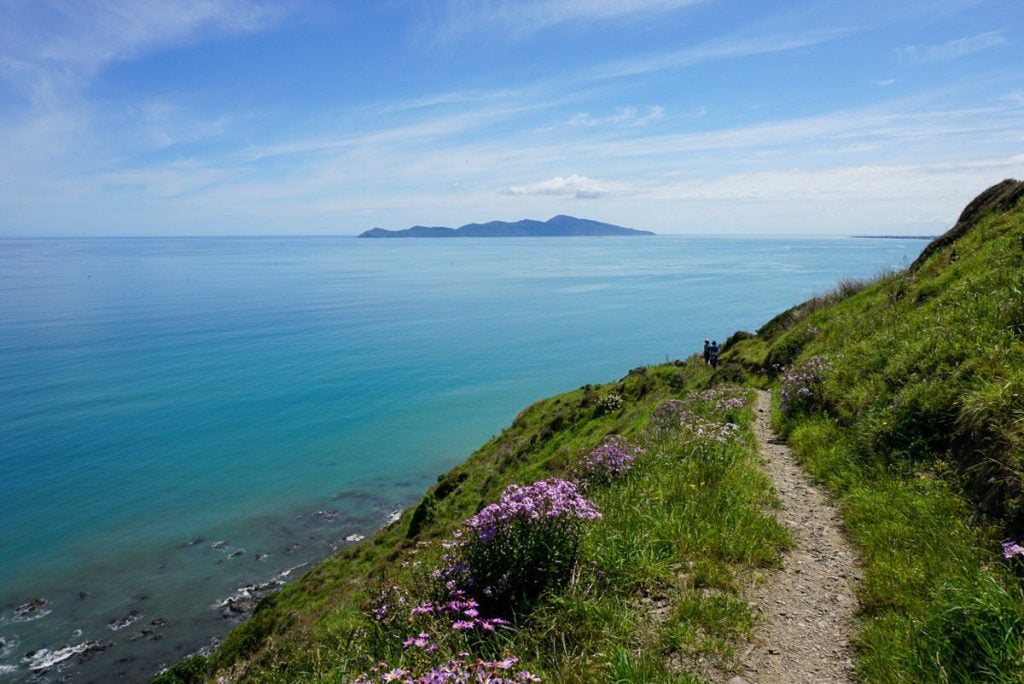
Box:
0, 235, 924, 681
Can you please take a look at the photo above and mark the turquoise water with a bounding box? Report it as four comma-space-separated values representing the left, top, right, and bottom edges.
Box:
0, 236, 923, 680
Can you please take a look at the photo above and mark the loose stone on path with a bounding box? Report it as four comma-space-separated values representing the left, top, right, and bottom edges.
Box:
735, 390, 860, 683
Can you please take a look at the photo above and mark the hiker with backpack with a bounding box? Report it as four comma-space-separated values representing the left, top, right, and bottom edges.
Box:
709, 340, 720, 368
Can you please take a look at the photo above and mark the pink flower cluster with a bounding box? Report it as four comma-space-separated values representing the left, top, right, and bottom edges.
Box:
652, 399, 740, 445
354, 655, 540, 683
678, 410, 740, 445
578, 435, 644, 484
691, 386, 749, 413
464, 479, 601, 543
408, 597, 509, 633
779, 356, 831, 415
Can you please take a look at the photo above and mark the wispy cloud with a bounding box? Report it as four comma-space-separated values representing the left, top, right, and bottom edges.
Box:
565, 106, 666, 128
590, 28, 851, 80
0, 0, 290, 104
504, 175, 626, 199
896, 30, 1006, 63
427, 0, 707, 41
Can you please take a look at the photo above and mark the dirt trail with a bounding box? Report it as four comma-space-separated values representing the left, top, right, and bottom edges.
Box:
730, 390, 860, 683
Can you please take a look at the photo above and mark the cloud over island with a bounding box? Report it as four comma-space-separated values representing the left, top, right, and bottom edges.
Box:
502, 175, 625, 199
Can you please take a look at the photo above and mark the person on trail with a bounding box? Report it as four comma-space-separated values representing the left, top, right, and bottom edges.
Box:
709, 340, 720, 369
703, 339, 711, 365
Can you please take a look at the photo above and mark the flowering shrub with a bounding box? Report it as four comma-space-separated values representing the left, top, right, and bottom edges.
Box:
578, 435, 644, 485
678, 411, 740, 444
689, 386, 749, 415
447, 479, 600, 613
779, 356, 831, 415
651, 399, 688, 433
596, 393, 624, 415
353, 655, 540, 683
651, 400, 740, 445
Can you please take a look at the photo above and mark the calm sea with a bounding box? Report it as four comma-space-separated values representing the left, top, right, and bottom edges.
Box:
0, 235, 923, 681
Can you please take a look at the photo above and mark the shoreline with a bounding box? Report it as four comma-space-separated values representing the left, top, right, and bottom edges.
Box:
0, 497, 411, 683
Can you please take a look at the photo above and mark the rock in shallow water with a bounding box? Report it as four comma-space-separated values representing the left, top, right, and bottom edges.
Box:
13, 598, 50, 621
107, 610, 144, 631
23, 640, 112, 672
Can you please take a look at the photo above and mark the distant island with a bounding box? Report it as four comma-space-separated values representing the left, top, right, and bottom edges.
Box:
358, 215, 654, 238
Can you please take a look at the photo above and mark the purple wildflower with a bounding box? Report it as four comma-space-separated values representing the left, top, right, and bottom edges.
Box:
464, 479, 601, 543
1003, 539, 1024, 559
779, 356, 831, 415
578, 435, 644, 485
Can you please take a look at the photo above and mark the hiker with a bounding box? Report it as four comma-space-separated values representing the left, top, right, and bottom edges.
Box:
709, 340, 720, 369
703, 339, 711, 365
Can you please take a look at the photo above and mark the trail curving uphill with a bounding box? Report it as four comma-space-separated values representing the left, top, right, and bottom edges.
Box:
732, 390, 860, 683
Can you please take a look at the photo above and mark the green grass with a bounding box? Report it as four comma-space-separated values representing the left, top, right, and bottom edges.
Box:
723, 190, 1024, 682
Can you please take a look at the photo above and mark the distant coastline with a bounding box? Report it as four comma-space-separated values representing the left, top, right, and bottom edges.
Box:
851, 235, 935, 240
359, 215, 654, 238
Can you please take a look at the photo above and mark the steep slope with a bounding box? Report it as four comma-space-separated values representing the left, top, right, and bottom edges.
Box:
721, 179, 1024, 681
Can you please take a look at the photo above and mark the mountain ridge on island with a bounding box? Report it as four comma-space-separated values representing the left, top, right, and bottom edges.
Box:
358, 215, 654, 237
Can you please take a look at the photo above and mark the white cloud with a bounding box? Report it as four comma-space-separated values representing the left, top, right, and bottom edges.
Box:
503, 174, 625, 199
565, 106, 665, 128
896, 30, 1006, 63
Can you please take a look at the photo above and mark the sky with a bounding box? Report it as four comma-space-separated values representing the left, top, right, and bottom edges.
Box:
0, 0, 1022, 236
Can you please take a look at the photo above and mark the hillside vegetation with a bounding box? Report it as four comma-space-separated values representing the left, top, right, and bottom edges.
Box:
722, 178, 1024, 682
161, 180, 1024, 683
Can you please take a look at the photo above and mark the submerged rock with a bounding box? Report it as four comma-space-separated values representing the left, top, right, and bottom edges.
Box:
107, 610, 144, 631
309, 509, 339, 523
23, 640, 112, 672
13, 598, 50, 621
210, 540, 228, 550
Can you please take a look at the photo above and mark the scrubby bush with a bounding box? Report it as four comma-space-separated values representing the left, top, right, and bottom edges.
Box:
596, 393, 624, 415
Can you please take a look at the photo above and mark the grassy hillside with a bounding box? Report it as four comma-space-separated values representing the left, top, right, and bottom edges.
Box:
158, 364, 790, 682
161, 179, 1024, 683
720, 178, 1024, 681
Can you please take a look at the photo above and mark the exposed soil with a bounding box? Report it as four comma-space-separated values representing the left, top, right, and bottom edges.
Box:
730, 390, 861, 683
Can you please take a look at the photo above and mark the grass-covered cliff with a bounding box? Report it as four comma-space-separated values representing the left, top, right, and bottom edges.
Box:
160, 180, 1024, 683
718, 178, 1024, 682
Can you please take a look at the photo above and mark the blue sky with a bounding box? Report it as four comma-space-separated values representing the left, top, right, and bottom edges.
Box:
1, 0, 1022, 236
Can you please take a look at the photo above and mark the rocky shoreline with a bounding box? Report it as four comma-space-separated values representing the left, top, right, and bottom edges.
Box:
0, 501, 408, 682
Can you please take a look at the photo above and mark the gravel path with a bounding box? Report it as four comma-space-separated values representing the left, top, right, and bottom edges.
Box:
730, 390, 860, 684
